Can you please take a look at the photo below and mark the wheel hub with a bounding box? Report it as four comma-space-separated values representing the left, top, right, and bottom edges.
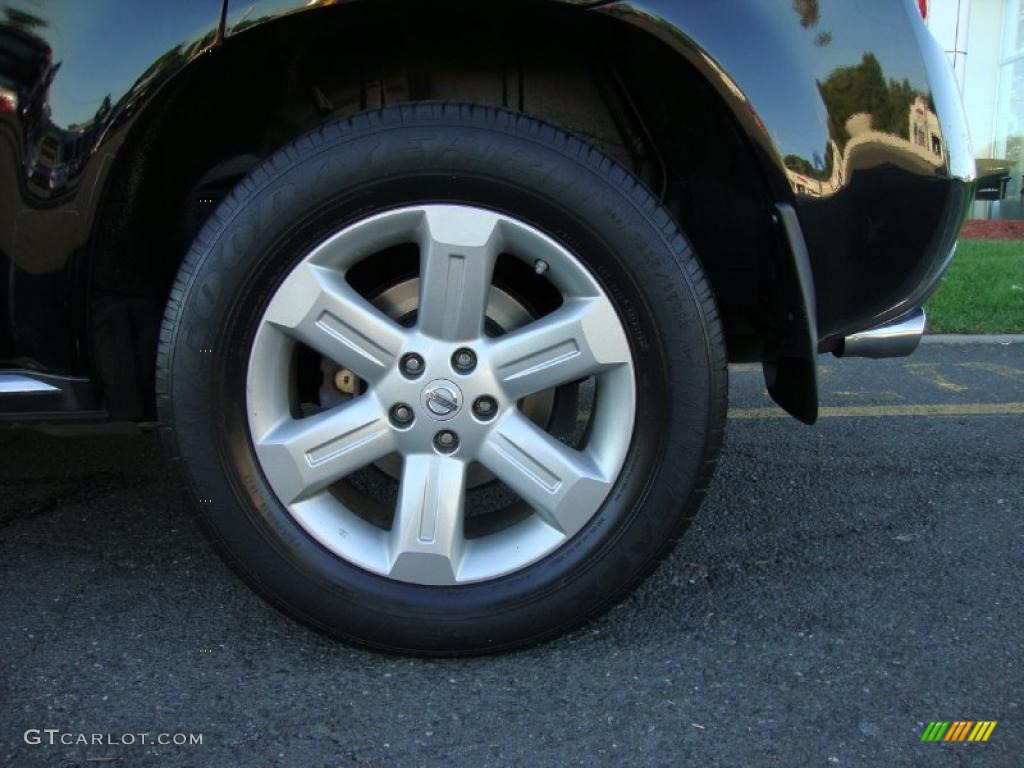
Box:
422, 379, 462, 420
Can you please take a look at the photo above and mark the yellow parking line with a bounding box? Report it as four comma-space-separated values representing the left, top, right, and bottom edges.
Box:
957, 362, 1024, 383
832, 390, 905, 400
729, 364, 834, 376
905, 363, 969, 392
729, 403, 1024, 420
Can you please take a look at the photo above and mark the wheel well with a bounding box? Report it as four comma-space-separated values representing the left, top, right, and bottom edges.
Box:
89, 0, 787, 419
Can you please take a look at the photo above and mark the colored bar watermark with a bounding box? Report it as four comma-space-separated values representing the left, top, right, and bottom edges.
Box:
920, 721, 996, 742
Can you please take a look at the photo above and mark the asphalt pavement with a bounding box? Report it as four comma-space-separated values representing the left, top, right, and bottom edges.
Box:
1, 340, 1021, 767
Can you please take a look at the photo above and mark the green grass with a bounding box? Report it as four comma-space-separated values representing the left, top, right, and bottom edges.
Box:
926, 239, 1024, 333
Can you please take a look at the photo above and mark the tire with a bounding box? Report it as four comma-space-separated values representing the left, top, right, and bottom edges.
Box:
156, 103, 727, 655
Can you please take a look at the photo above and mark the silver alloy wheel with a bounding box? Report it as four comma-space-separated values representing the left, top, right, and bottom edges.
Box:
246, 204, 636, 585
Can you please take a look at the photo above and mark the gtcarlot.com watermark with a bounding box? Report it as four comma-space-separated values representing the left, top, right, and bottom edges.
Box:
24, 729, 203, 747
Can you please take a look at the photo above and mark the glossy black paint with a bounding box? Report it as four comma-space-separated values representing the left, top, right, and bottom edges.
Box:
599, 0, 974, 345
0, 1, 221, 373
0, 0, 973, 420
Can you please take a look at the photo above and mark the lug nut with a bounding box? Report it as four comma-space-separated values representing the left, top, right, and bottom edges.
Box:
390, 403, 415, 427
400, 353, 425, 378
452, 348, 476, 373
434, 430, 459, 453
472, 395, 497, 420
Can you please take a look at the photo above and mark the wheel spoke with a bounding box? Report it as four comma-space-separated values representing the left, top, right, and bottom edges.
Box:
416, 206, 501, 341
479, 410, 610, 535
489, 297, 630, 400
389, 454, 468, 585
254, 396, 394, 504
264, 263, 406, 383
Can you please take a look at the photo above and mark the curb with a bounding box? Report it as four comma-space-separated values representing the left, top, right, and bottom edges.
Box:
922, 334, 1024, 345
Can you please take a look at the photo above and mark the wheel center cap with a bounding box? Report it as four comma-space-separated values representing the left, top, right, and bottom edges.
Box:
421, 379, 463, 421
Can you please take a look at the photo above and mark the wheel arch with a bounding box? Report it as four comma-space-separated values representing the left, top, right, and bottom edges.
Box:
88, 0, 817, 421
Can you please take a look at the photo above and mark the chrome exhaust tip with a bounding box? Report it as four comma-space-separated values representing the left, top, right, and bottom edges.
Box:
836, 308, 926, 359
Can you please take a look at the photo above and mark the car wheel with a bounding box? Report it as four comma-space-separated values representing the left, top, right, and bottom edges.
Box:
156, 103, 727, 655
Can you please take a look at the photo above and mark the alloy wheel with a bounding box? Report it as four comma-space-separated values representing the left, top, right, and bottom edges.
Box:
246, 204, 636, 585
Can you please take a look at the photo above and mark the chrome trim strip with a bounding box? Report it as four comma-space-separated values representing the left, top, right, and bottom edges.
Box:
837, 308, 927, 359
0, 373, 61, 394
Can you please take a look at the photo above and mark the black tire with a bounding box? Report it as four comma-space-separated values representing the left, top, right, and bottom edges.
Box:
156, 103, 727, 655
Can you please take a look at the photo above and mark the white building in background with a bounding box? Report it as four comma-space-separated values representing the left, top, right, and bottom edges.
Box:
926, 0, 1023, 218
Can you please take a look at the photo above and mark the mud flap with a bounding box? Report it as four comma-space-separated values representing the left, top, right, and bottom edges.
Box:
765, 204, 819, 425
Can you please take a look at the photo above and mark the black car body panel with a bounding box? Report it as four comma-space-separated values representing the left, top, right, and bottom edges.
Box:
0, 0, 974, 422
0, 0, 221, 374
600, 0, 974, 345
